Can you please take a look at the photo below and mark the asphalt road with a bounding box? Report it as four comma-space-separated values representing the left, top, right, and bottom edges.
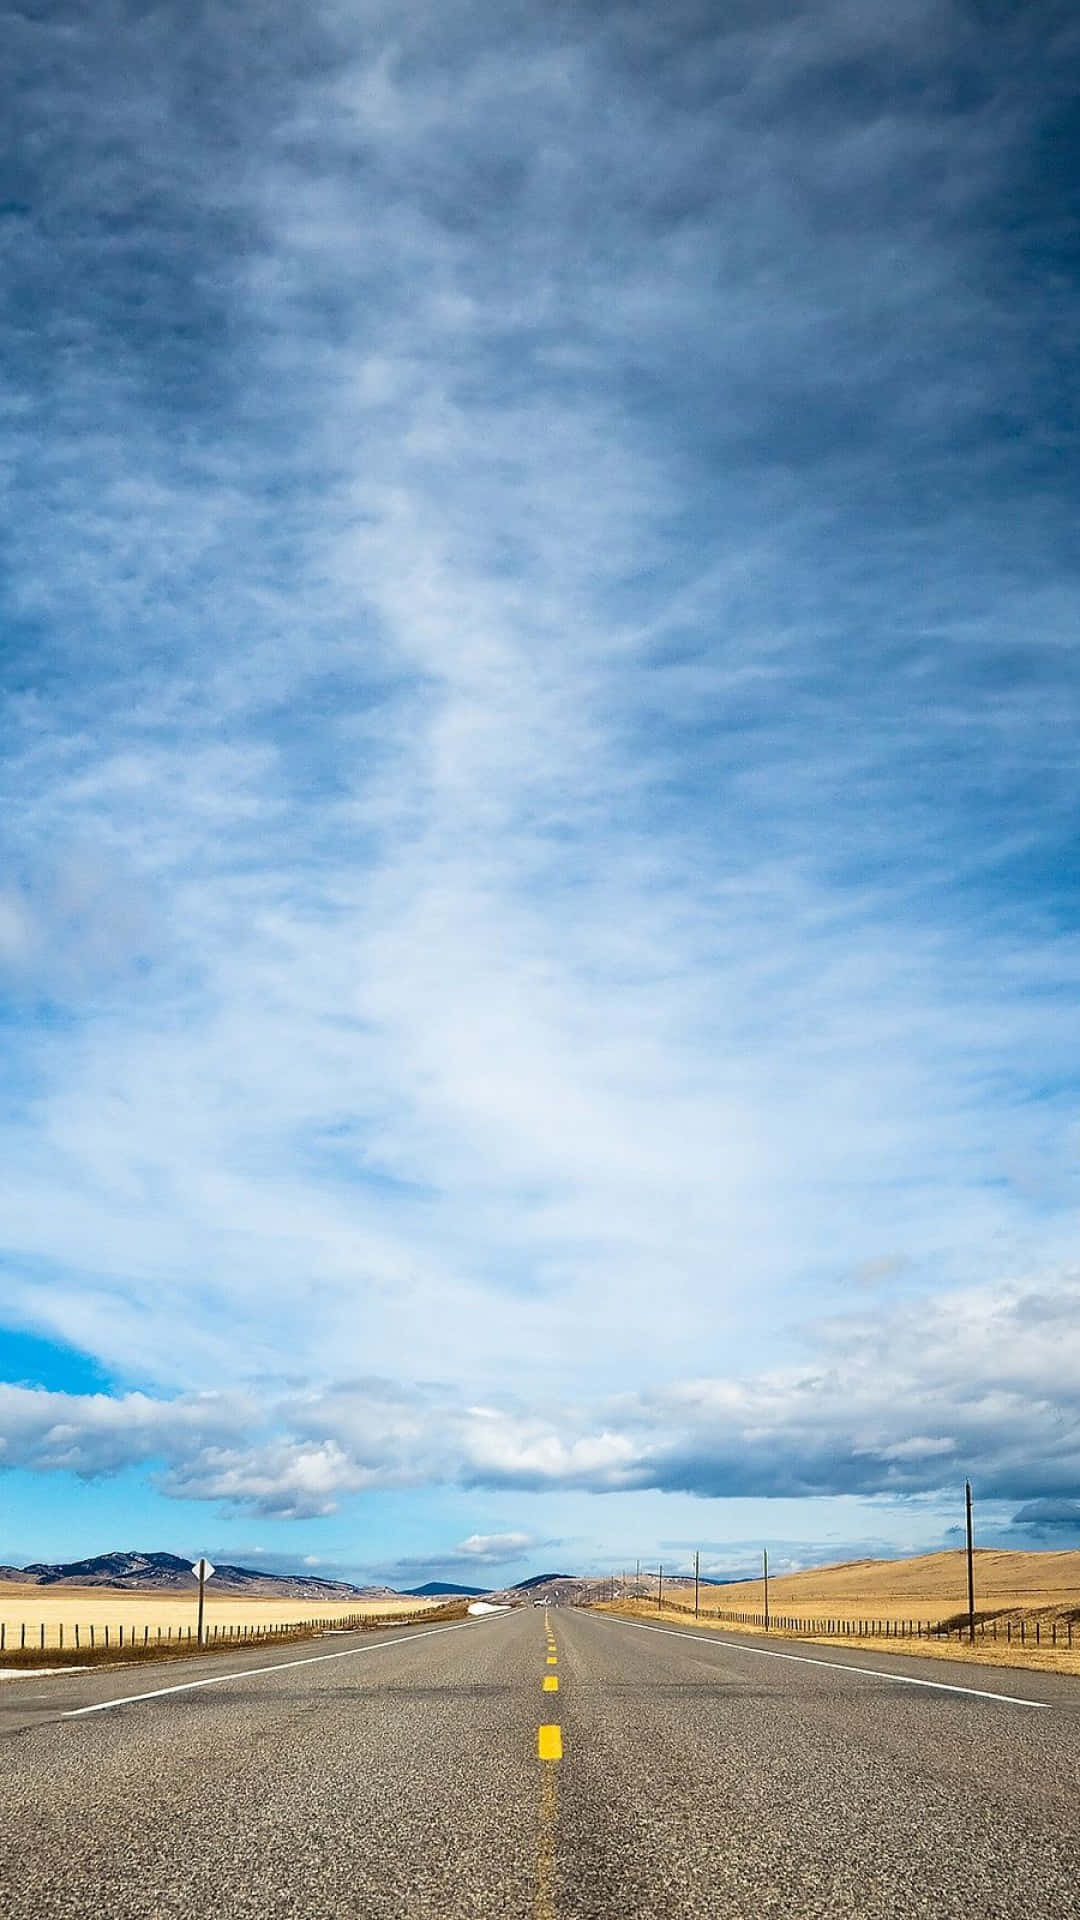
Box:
2, 1606, 1078, 1918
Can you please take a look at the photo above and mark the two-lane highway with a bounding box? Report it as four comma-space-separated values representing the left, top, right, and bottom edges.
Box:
2, 1606, 1078, 1917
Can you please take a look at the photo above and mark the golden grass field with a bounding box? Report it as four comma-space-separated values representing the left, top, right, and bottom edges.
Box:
605, 1550, 1080, 1678
0, 1586, 437, 1652
693, 1547, 1080, 1619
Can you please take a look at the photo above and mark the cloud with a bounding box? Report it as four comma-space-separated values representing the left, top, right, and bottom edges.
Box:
1009, 1499, 1080, 1529
1, 1, 1079, 1552
453, 1531, 538, 1562
3, 1267, 1079, 1517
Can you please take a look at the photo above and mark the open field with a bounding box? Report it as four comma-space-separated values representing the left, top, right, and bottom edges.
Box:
605, 1548, 1080, 1678
0, 1585, 438, 1652
597, 1597, 1080, 1677
669, 1547, 1080, 1620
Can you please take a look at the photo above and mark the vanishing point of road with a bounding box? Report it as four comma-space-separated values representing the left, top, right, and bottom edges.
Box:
2, 1605, 1078, 1918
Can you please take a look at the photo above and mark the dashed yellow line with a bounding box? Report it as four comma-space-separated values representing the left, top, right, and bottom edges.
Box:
536, 1612, 561, 1915
535, 1765, 557, 1920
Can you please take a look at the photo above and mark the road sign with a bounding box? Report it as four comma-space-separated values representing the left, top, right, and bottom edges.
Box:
193, 1558, 215, 1646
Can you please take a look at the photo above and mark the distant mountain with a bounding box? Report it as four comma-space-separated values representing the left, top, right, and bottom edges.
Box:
12, 1551, 377, 1599
511, 1572, 574, 1591
405, 1580, 491, 1598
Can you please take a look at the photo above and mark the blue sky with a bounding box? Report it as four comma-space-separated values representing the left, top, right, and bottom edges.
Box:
2, 0, 1079, 1588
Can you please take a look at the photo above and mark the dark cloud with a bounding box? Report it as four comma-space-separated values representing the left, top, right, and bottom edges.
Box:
1010, 1498, 1080, 1526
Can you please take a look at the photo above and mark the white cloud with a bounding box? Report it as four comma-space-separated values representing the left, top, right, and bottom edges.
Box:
2, 1269, 1079, 1516
454, 1532, 535, 1562
1, 1, 1079, 1544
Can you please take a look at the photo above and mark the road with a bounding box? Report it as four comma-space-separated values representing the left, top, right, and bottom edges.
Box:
2, 1605, 1078, 1917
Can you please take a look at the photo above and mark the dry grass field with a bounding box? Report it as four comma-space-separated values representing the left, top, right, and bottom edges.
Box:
0, 1585, 437, 1654
604, 1550, 1080, 1678
693, 1547, 1080, 1620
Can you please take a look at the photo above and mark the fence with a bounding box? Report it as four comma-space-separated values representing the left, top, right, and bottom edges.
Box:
0, 1608, 438, 1660
654, 1600, 1076, 1648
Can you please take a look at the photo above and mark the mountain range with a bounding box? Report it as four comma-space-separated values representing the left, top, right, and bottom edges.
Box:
0, 1551, 582, 1600
0, 1551, 395, 1599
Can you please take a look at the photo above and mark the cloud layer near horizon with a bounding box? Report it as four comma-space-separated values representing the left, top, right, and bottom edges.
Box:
2, 2, 1079, 1548
3, 1268, 1078, 1517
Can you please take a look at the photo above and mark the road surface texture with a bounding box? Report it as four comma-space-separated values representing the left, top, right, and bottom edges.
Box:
2, 1605, 1078, 1918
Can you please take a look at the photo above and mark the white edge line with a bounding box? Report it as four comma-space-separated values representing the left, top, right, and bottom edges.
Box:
63, 1617, 500, 1717
597, 1615, 1051, 1709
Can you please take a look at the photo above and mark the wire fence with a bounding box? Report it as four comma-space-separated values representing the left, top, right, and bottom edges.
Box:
0, 1607, 442, 1662
656, 1599, 1077, 1648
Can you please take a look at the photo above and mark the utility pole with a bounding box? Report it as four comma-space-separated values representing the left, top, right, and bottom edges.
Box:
694, 1549, 700, 1619
658, 1563, 663, 1611
635, 1558, 640, 1598
965, 1480, 976, 1645
763, 1547, 769, 1633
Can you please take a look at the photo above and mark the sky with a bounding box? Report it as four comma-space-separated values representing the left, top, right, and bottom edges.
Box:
2, 0, 1079, 1590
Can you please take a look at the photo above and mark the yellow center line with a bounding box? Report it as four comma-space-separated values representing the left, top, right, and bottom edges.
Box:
535, 1762, 558, 1920
546, 1654, 557, 1664
543, 1674, 559, 1691
537, 1723, 562, 1761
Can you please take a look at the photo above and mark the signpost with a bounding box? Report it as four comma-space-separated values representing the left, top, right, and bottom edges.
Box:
965, 1481, 976, 1645
192, 1558, 215, 1647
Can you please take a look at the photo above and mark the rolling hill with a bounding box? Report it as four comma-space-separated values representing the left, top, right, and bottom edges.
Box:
6, 1551, 387, 1599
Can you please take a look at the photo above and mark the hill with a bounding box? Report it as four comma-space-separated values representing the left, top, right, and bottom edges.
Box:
511, 1572, 574, 1591
10, 1551, 380, 1599
405, 1581, 490, 1598
670, 1548, 1080, 1620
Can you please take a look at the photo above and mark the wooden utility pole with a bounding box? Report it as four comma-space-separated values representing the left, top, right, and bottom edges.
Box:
658, 1563, 663, 1611
965, 1480, 976, 1644
763, 1548, 770, 1632
694, 1549, 700, 1618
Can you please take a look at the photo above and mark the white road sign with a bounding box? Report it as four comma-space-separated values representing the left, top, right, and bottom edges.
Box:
192, 1558, 215, 1581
